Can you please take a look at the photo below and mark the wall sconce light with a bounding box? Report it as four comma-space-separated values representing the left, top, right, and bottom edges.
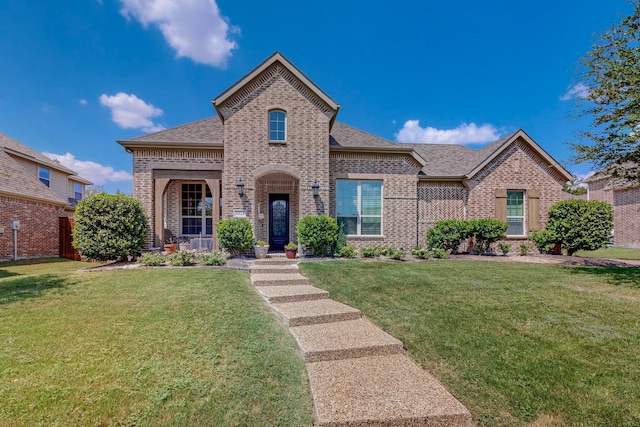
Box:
311, 180, 320, 197
236, 179, 245, 197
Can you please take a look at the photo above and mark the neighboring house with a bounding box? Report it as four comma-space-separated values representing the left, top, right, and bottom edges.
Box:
586, 166, 640, 248
0, 133, 92, 259
118, 52, 572, 251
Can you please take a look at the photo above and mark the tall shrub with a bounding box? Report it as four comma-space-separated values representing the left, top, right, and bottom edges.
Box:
469, 219, 509, 254
426, 219, 470, 253
72, 192, 148, 261
296, 215, 340, 256
545, 200, 613, 256
217, 218, 254, 256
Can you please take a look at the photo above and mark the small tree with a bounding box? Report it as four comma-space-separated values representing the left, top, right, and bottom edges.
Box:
545, 200, 613, 256
72, 192, 148, 261
217, 218, 254, 256
296, 215, 340, 256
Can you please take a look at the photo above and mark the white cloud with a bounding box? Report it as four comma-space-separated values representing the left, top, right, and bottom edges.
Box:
395, 121, 501, 145
574, 171, 595, 183
99, 92, 165, 132
79, 99, 88, 105
119, 0, 237, 68
560, 83, 590, 101
43, 152, 133, 186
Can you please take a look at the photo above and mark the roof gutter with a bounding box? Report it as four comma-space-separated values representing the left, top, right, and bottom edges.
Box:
117, 140, 224, 150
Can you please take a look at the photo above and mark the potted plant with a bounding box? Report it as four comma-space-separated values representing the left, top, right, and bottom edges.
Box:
284, 241, 298, 259
253, 240, 269, 259
164, 237, 177, 254
178, 237, 190, 252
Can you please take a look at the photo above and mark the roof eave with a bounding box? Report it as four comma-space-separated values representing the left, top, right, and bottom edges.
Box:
4, 147, 76, 175
465, 129, 573, 182
0, 189, 67, 206
330, 145, 426, 167
418, 175, 465, 181
117, 140, 224, 151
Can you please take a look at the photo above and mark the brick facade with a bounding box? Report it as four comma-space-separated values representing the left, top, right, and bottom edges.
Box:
612, 186, 640, 247
0, 195, 69, 259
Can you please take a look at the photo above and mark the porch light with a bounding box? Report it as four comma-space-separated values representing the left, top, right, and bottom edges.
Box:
311, 180, 320, 197
236, 179, 245, 196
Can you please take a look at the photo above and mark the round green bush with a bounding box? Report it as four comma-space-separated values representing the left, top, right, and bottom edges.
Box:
296, 215, 340, 256
217, 218, 254, 256
72, 192, 149, 261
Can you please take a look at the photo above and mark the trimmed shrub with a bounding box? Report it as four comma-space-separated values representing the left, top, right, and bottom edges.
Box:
217, 218, 253, 256
545, 200, 613, 256
335, 244, 357, 258
499, 243, 512, 256
519, 242, 530, 256
411, 246, 431, 260
431, 248, 451, 259
137, 252, 166, 266
426, 219, 470, 253
386, 248, 406, 260
296, 215, 340, 256
168, 250, 197, 266
360, 247, 378, 258
530, 229, 559, 254
198, 251, 227, 266
72, 192, 148, 261
469, 219, 509, 254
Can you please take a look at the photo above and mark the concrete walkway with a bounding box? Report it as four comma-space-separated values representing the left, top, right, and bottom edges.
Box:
251, 257, 474, 426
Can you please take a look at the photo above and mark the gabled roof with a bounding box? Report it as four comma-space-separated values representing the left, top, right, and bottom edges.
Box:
0, 133, 67, 205
118, 117, 224, 149
0, 132, 76, 175
212, 52, 340, 128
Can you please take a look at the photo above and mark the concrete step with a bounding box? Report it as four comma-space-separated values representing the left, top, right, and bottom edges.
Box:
254, 258, 298, 266
251, 273, 310, 287
271, 299, 361, 326
290, 318, 404, 362
251, 263, 299, 275
306, 354, 473, 427
256, 285, 330, 304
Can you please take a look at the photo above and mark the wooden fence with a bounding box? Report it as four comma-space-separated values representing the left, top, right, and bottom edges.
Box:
59, 217, 81, 260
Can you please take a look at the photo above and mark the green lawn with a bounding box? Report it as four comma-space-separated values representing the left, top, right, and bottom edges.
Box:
300, 260, 640, 427
576, 247, 640, 261
0, 260, 312, 427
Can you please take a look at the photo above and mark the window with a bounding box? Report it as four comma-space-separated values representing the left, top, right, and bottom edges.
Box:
181, 183, 213, 235
74, 183, 83, 201
506, 191, 525, 236
38, 167, 50, 187
336, 180, 382, 235
269, 110, 286, 141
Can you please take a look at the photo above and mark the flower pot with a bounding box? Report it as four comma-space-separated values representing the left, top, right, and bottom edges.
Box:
285, 249, 297, 259
253, 245, 269, 259
164, 243, 177, 254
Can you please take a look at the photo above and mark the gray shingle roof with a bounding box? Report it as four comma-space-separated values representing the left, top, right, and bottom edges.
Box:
125, 116, 223, 144
330, 122, 398, 148
0, 132, 75, 174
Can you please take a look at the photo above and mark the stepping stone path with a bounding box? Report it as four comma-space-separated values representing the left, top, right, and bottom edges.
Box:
251, 257, 474, 426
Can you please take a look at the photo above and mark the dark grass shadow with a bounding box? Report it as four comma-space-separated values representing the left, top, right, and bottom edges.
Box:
0, 274, 77, 305
0, 258, 72, 268
566, 265, 640, 288
0, 269, 20, 279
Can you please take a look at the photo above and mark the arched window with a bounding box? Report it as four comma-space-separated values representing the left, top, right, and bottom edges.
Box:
269, 110, 286, 141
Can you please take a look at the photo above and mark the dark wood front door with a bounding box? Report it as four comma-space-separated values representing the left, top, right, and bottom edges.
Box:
269, 194, 289, 251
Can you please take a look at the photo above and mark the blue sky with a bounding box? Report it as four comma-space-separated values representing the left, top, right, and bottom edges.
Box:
0, 0, 632, 193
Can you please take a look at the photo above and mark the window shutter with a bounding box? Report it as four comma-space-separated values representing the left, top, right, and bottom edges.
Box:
527, 189, 540, 232
495, 189, 507, 222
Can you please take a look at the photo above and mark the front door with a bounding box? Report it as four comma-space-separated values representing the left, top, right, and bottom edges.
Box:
269, 194, 289, 251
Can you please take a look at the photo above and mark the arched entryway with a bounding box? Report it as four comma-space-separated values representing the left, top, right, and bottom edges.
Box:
254, 172, 299, 250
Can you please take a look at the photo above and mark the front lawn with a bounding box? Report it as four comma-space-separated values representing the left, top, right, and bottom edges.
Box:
300, 260, 640, 426
576, 246, 640, 261
0, 260, 312, 426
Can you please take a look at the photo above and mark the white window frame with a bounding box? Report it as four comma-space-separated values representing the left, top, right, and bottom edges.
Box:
336, 180, 383, 236
506, 190, 526, 237
38, 166, 50, 187
268, 110, 286, 142
180, 183, 213, 236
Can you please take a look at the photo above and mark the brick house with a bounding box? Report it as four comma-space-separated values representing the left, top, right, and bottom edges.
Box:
118, 52, 572, 251
0, 133, 91, 259
586, 167, 640, 248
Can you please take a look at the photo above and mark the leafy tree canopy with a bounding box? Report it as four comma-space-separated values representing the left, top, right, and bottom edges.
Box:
570, 1, 640, 183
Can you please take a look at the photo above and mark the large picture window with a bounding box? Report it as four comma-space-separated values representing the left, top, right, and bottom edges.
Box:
269, 110, 286, 141
181, 183, 213, 235
506, 190, 525, 236
336, 180, 382, 235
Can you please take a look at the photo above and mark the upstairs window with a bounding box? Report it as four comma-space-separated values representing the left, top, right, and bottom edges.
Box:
269, 110, 286, 141
38, 167, 50, 187
506, 191, 525, 236
74, 183, 83, 201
